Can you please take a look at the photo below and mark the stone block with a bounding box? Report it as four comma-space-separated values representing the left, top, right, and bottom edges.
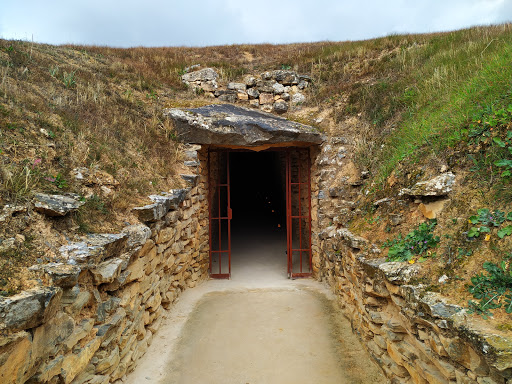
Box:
68, 363, 95, 384
132, 189, 187, 222
366, 339, 384, 357
33, 354, 64, 383
95, 346, 120, 374
125, 258, 145, 283
455, 370, 478, 383
291, 92, 306, 104
59, 233, 127, 266
61, 337, 102, 384
383, 327, 406, 342
388, 341, 419, 365
34, 193, 85, 216
122, 224, 152, 249
255, 79, 275, 93
403, 360, 428, 384
0, 286, 62, 332
431, 357, 456, 380
156, 227, 176, 244
0, 332, 32, 384
32, 312, 74, 362
64, 291, 91, 317
440, 336, 489, 375
430, 332, 449, 357
259, 92, 274, 105
237, 91, 249, 100
200, 80, 217, 92
216, 91, 237, 103
367, 310, 386, 324
64, 318, 95, 352
272, 82, 285, 94
43, 263, 81, 288
227, 82, 246, 91
386, 318, 407, 333
418, 360, 450, 384
111, 350, 133, 382
273, 100, 288, 114
399, 172, 455, 197
90, 257, 125, 284
247, 87, 260, 99
181, 68, 218, 82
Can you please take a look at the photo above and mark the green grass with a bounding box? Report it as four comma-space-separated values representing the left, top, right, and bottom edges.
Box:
376, 34, 512, 182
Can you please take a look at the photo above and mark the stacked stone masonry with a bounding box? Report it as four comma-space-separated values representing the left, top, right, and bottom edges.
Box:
181, 67, 310, 114
0, 145, 209, 384
311, 140, 512, 384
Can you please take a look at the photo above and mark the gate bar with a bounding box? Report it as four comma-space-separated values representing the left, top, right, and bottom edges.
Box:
208, 149, 231, 279
287, 148, 312, 279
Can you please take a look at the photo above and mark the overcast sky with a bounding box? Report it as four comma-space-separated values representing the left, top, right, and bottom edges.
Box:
1, 0, 511, 47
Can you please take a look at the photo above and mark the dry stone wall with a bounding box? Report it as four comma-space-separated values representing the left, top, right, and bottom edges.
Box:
181, 67, 310, 114
0, 145, 209, 384
312, 140, 512, 384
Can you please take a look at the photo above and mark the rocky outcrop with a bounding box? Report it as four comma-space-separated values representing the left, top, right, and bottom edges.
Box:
164, 104, 324, 147
131, 189, 187, 222
399, 172, 456, 197
59, 233, 128, 266
34, 193, 84, 217
0, 287, 62, 332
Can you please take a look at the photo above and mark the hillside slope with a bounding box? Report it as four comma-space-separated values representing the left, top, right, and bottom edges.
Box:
1, 25, 511, 325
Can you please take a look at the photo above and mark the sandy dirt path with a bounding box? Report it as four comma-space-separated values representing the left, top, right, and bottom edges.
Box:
125, 280, 385, 384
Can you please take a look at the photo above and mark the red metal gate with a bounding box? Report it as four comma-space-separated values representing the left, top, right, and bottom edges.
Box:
208, 149, 232, 279
286, 148, 312, 278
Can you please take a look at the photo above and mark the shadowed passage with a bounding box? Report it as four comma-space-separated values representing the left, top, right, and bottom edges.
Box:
229, 151, 288, 278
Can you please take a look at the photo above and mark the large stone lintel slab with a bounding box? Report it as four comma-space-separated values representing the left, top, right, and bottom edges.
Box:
164, 104, 324, 147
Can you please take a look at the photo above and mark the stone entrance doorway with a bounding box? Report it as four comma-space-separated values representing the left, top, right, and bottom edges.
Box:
208, 148, 312, 279
165, 104, 324, 279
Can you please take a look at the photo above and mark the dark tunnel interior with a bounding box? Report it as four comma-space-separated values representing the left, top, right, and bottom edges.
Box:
229, 151, 286, 240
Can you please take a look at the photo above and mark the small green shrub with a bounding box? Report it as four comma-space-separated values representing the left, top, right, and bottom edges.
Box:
467, 253, 512, 318
45, 173, 68, 189
467, 208, 512, 239
383, 219, 440, 262
62, 71, 76, 88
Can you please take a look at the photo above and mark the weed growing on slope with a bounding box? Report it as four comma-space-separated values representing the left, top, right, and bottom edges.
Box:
383, 219, 440, 262
467, 253, 512, 318
62, 70, 76, 88
1, 158, 43, 201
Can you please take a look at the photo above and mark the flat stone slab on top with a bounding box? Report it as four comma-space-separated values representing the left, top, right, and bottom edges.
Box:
164, 104, 324, 147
